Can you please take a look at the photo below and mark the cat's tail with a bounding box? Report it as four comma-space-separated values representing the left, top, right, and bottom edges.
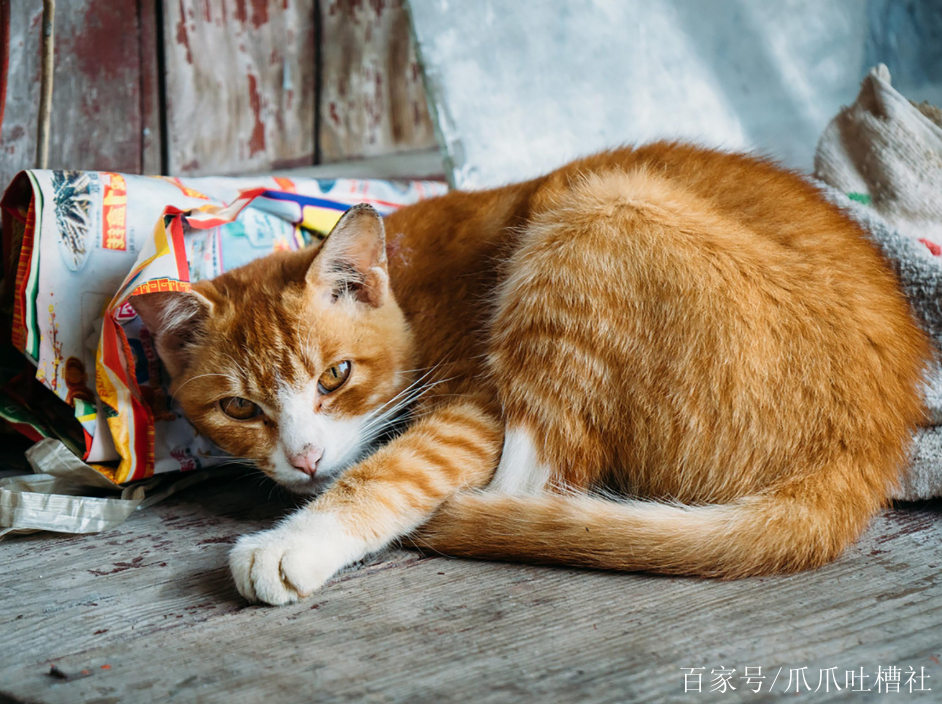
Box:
412, 465, 890, 578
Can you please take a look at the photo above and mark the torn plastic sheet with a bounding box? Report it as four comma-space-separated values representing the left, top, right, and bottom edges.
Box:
0, 438, 228, 538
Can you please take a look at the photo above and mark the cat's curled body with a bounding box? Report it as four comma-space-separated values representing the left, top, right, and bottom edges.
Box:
135, 143, 930, 604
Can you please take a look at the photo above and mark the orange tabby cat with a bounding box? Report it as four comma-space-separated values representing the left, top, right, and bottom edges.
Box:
134, 143, 930, 605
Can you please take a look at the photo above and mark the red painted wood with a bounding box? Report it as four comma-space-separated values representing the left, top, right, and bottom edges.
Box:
319, 0, 435, 162
0, 1, 146, 189
138, 0, 164, 174
0, 0, 10, 142
0, 0, 434, 190
162, 0, 317, 177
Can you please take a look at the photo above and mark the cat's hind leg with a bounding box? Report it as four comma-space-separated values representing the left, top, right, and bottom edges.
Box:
486, 179, 644, 494
489, 427, 554, 495
487, 168, 743, 497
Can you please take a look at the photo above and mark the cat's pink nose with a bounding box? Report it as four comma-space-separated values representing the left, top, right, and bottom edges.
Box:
288, 446, 323, 476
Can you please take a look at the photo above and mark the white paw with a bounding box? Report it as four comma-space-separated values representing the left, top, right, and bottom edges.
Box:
229, 510, 363, 605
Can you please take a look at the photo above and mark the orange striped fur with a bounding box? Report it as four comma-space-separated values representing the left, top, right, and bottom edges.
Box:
135, 143, 930, 603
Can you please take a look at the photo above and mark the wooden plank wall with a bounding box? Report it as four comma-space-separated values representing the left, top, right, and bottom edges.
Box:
163, 0, 317, 176
0, 0, 435, 188
0, 0, 159, 190
319, 0, 436, 162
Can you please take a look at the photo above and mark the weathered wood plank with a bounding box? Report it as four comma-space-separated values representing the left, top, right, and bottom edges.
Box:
0, 470, 421, 672
273, 147, 443, 181
0, 0, 433, 187
319, 0, 436, 163
0, 470, 287, 666
162, 0, 317, 176
1, 475, 939, 703
139, 0, 164, 175
0, 0, 146, 189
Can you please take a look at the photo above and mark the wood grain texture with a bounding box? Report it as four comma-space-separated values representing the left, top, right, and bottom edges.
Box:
319, 0, 436, 163
0, 472, 939, 703
0, 0, 434, 188
0, 0, 146, 190
273, 147, 443, 180
138, 0, 164, 175
162, 0, 317, 176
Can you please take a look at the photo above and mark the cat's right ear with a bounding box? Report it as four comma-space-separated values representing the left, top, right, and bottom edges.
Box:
132, 289, 214, 378
308, 203, 388, 307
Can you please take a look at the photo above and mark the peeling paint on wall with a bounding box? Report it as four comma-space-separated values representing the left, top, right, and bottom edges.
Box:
320, 0, 436, 162
162, 0, 316, 176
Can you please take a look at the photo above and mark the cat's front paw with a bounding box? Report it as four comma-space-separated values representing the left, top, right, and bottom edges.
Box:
229, 510, 363, 605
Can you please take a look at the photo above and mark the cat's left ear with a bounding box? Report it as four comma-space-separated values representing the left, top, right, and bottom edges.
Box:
131, 287, 215, 379
309, 204, 388, 307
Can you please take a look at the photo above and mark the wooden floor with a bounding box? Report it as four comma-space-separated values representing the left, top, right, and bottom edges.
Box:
0, 468, 940, 704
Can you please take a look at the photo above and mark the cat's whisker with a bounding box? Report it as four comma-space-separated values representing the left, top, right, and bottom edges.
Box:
298, 327, 317, 369
345, 377, 460, 463
359, 366, 442, 422
356, 375, 454, 439
225, 460, 259, 469
220, 352, 249, 382
360, 382, 428, 427
170, 373, 234, 403
332, 385, 437, 467
393, 365, 442, 376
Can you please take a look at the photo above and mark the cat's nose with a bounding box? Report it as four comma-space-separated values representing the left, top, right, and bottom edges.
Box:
288, 446, 323, 477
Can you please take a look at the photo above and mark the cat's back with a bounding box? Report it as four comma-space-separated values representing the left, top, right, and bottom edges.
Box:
531, 142, 911, 322
388, 143, 925, 414
547, 142, 866, 254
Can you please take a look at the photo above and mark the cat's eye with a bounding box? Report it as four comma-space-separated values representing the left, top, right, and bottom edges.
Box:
318, 361, 352, 394
219, 396, 262, 420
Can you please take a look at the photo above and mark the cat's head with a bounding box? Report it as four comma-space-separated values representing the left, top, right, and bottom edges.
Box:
133, 205, 416, 493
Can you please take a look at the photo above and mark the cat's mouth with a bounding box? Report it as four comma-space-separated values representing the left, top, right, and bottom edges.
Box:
257, 399, 416, 495
262, 464, 336, 496
292, 473, 336, 496
263, 442, 370, 495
